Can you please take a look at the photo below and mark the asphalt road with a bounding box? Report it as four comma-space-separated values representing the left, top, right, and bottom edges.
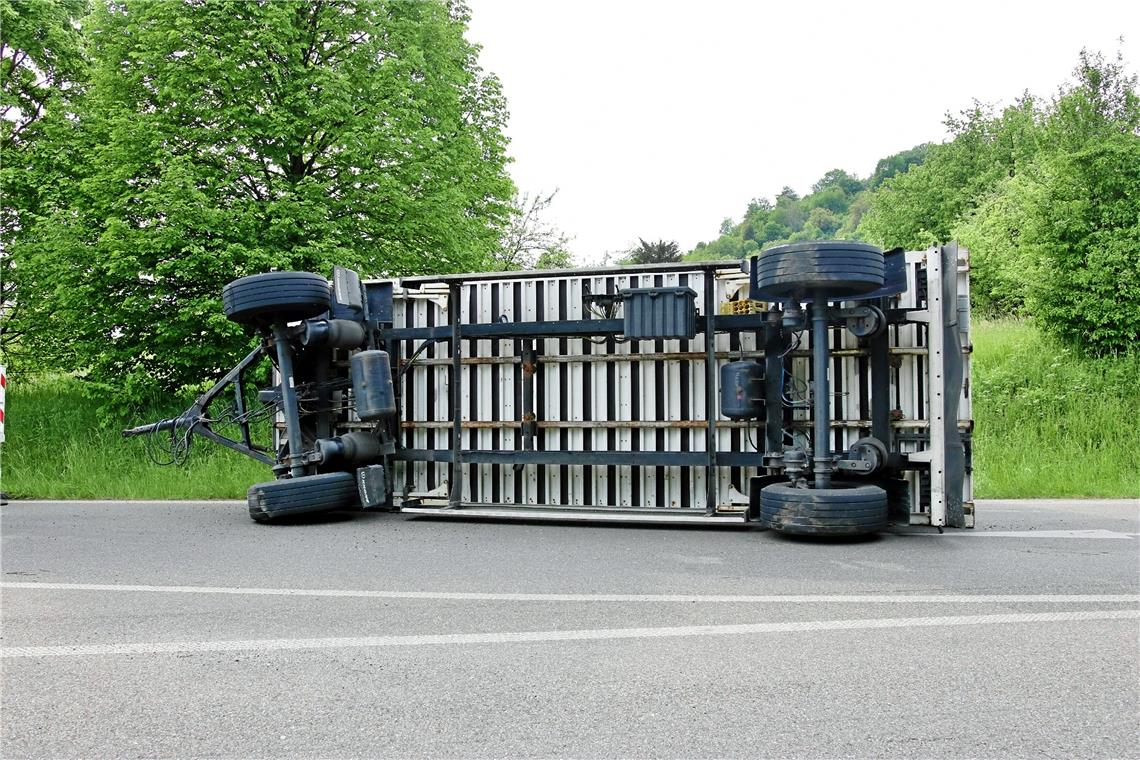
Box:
1, 499, 1137, 759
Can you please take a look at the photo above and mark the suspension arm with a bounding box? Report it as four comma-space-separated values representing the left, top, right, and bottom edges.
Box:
121, 343, 276, 467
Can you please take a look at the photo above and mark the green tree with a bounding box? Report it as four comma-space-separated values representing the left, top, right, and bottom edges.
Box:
623, 238, 681, 264
757, 220, 791, 244
745, 197, 772, 216
685, 48, 1138, 353
1017, 50, 1140, 353
20, 0, 514, 394
951, 175, 1034, 315
776, 186, 799, 202
803, 186, 849, 215
867, 144, 930, 189
803, 206, 841, 237
835, 191, 872, 238
0, 0, 89, 367
685, 236, 747, 261
534, 247, 574, 269
811, 168, 864, 196
867, 47, 1139, 350
1021, 134, 1140, 353
770, 189, 805, 234
0, 0, 87, 150
1042, 48, 1139, 154
858, 96, 1040, 250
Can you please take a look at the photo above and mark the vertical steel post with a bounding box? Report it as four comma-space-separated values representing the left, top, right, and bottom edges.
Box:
272, 325, 308, 478
520, 340, 537, 461
811, 293, 832, 489
448, 282, 464, 507
925, 246, 948, 527
704, 270, 718, 514
870, 297, 891, 446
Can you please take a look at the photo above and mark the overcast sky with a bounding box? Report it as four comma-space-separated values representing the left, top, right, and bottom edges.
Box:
465, 0, 1139, 263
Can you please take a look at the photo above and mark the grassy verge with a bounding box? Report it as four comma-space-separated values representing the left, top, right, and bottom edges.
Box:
0, 375, 267, 499
1, 319, 1137, 499
971, 319, 1139, 498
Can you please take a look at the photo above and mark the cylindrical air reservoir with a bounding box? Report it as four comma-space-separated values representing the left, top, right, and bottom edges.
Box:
720, 360, 765, 419
351, 350, 396, 420
301, 318, 366, 349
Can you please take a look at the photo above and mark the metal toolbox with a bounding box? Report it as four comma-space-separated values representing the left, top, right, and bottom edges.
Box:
620, 286, 698, 339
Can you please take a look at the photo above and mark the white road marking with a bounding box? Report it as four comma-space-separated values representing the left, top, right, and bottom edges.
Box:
2, 582, 1138, 605
910, 529, 1136, 539
3, 610, 1136, 659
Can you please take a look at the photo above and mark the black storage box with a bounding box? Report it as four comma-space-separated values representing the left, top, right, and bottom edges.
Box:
620, 286, 698, 339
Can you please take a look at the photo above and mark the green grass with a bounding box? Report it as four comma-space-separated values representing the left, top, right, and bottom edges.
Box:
2, 319, 1137, 499
0, 375, 267, 499
971, 319, 1140, 498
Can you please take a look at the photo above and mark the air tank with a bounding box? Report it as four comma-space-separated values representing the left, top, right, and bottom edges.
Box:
351, 350, 396, 420
300, 318, 366, 349
720, 360, 764, 419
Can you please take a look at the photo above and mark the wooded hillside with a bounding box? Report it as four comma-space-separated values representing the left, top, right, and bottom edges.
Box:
688, 49, 1139, 356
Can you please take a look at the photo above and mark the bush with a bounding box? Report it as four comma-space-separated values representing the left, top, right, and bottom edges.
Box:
1021, 135, 1140, 354
953, 177, 1034, 317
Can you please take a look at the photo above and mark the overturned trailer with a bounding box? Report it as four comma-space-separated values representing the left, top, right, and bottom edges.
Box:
125, 241, 974, 535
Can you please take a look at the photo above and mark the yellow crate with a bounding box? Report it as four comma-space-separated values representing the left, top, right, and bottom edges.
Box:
719, 299, 767, 315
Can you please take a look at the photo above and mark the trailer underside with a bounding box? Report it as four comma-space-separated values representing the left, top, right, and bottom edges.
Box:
125, 241, 974, 534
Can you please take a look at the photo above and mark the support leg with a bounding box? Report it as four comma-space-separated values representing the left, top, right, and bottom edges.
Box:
811, 293, 832, 489
448, 282, 464, 507
272, 325, 308, 478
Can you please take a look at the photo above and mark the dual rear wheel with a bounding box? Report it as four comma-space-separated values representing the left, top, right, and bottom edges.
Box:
222, 271, 331, 328
222, 271, 354, 523
758, 482, 889, 536
756, 241, 890, 536
247, 472, 359, 523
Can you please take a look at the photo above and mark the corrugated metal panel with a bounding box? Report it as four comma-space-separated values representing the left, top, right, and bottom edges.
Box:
390, 268, 758, 510
382, 252, 971, 520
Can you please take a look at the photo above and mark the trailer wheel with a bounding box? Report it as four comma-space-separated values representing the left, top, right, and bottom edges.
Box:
753, 241, 885, 300
247, 471, 359, 523
222, 271, 331, 327
758, 482, 889, 536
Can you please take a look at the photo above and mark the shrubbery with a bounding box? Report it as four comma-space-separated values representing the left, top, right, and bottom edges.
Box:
864, 50, 1140, 355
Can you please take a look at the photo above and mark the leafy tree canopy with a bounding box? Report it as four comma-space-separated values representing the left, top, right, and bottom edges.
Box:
859, 95, 1041, 250
1, 0, 89, 363
11, 0, 515, 393
812, 168, 864, 196
622, 238, 681, 265
0, 0, 88, 150
867, 144, 930, 189
534, 247, 574, 270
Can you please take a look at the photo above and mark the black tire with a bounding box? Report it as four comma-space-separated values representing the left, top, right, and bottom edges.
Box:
247, 472, 359, 523
758, 482, 888, 536
753, 241, 885, 300
222, 271, 331, 327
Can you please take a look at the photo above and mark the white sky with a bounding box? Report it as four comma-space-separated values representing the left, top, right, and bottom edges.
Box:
466, 0, 1139, 264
